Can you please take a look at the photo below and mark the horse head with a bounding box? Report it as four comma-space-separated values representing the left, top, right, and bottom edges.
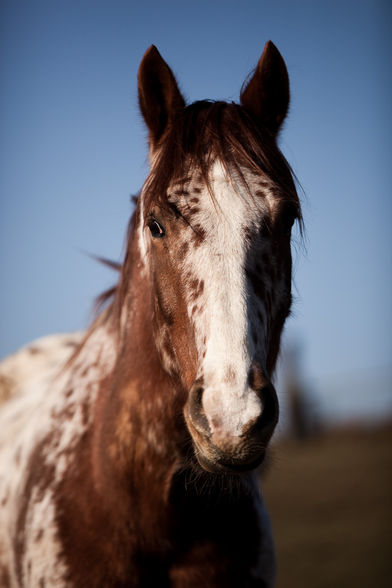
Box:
134, 43, 301, 474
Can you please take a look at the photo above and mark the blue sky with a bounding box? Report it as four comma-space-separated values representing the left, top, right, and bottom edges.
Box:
1, 1, 391, 417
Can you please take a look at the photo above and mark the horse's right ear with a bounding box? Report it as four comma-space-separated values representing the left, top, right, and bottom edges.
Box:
138, 46, 186, 147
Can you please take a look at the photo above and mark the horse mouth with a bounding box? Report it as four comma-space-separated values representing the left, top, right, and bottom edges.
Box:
184, 411, 269, 474
184, 390, 276, 476
194, 449, 266, 474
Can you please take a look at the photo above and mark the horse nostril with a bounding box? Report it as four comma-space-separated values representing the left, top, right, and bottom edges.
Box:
253, 382, 279, 438
245, 364, 279, 437
248, 363, 268, 392
187, 381, 210, 436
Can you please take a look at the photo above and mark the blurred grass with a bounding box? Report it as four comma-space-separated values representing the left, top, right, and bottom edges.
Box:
262, 423, 392, 588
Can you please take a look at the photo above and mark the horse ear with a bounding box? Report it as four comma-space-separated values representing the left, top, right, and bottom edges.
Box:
240, 41, 289, 136
138, 46, 186, 147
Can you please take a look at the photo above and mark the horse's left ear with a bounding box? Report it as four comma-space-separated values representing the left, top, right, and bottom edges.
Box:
138, 45, 186, 147
240, 41, 289, 136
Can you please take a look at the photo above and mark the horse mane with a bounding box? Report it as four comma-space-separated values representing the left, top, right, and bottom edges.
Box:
90, 194, 139, 319
143, 100, 301, 216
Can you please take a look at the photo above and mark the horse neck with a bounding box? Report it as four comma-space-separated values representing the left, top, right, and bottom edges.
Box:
87, 225, 186, 509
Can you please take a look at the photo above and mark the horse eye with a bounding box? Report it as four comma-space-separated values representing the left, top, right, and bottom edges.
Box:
148, 218, 165, 238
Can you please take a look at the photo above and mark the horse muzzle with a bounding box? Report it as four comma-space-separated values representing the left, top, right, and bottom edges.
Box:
184, 375, 279, 474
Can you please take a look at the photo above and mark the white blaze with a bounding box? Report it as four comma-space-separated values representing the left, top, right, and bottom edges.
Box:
180, 162, 268, 437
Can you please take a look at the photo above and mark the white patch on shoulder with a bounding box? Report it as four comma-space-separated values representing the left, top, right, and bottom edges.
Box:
0, 327, 116, 585
22, 489, 68, 586
0, 332, 83, 405
43, 326, 116, 482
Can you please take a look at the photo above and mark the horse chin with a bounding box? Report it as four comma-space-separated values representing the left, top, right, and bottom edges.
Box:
194, 449, 266, 475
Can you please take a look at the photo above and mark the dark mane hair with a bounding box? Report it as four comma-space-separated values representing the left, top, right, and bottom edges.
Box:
143, 100, 301, 216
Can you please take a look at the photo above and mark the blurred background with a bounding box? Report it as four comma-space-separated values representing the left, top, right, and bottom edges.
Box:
1, 1, 391, 586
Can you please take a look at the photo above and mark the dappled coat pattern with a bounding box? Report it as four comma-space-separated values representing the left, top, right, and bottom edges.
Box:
0, 42, 301, 587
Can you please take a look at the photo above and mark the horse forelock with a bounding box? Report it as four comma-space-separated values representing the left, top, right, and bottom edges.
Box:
141, 100, 301, 217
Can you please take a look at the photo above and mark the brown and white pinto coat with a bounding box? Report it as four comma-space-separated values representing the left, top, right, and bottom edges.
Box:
0, 42, 301, 587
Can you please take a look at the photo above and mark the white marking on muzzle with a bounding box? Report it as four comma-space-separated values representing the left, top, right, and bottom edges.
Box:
202, 385, 262, 437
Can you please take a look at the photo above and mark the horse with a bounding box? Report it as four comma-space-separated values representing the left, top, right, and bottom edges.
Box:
0, 41, 302, 587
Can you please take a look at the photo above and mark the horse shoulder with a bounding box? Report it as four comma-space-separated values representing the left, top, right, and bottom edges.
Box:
0, 331, 98, 587
0, 332, 83, 405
